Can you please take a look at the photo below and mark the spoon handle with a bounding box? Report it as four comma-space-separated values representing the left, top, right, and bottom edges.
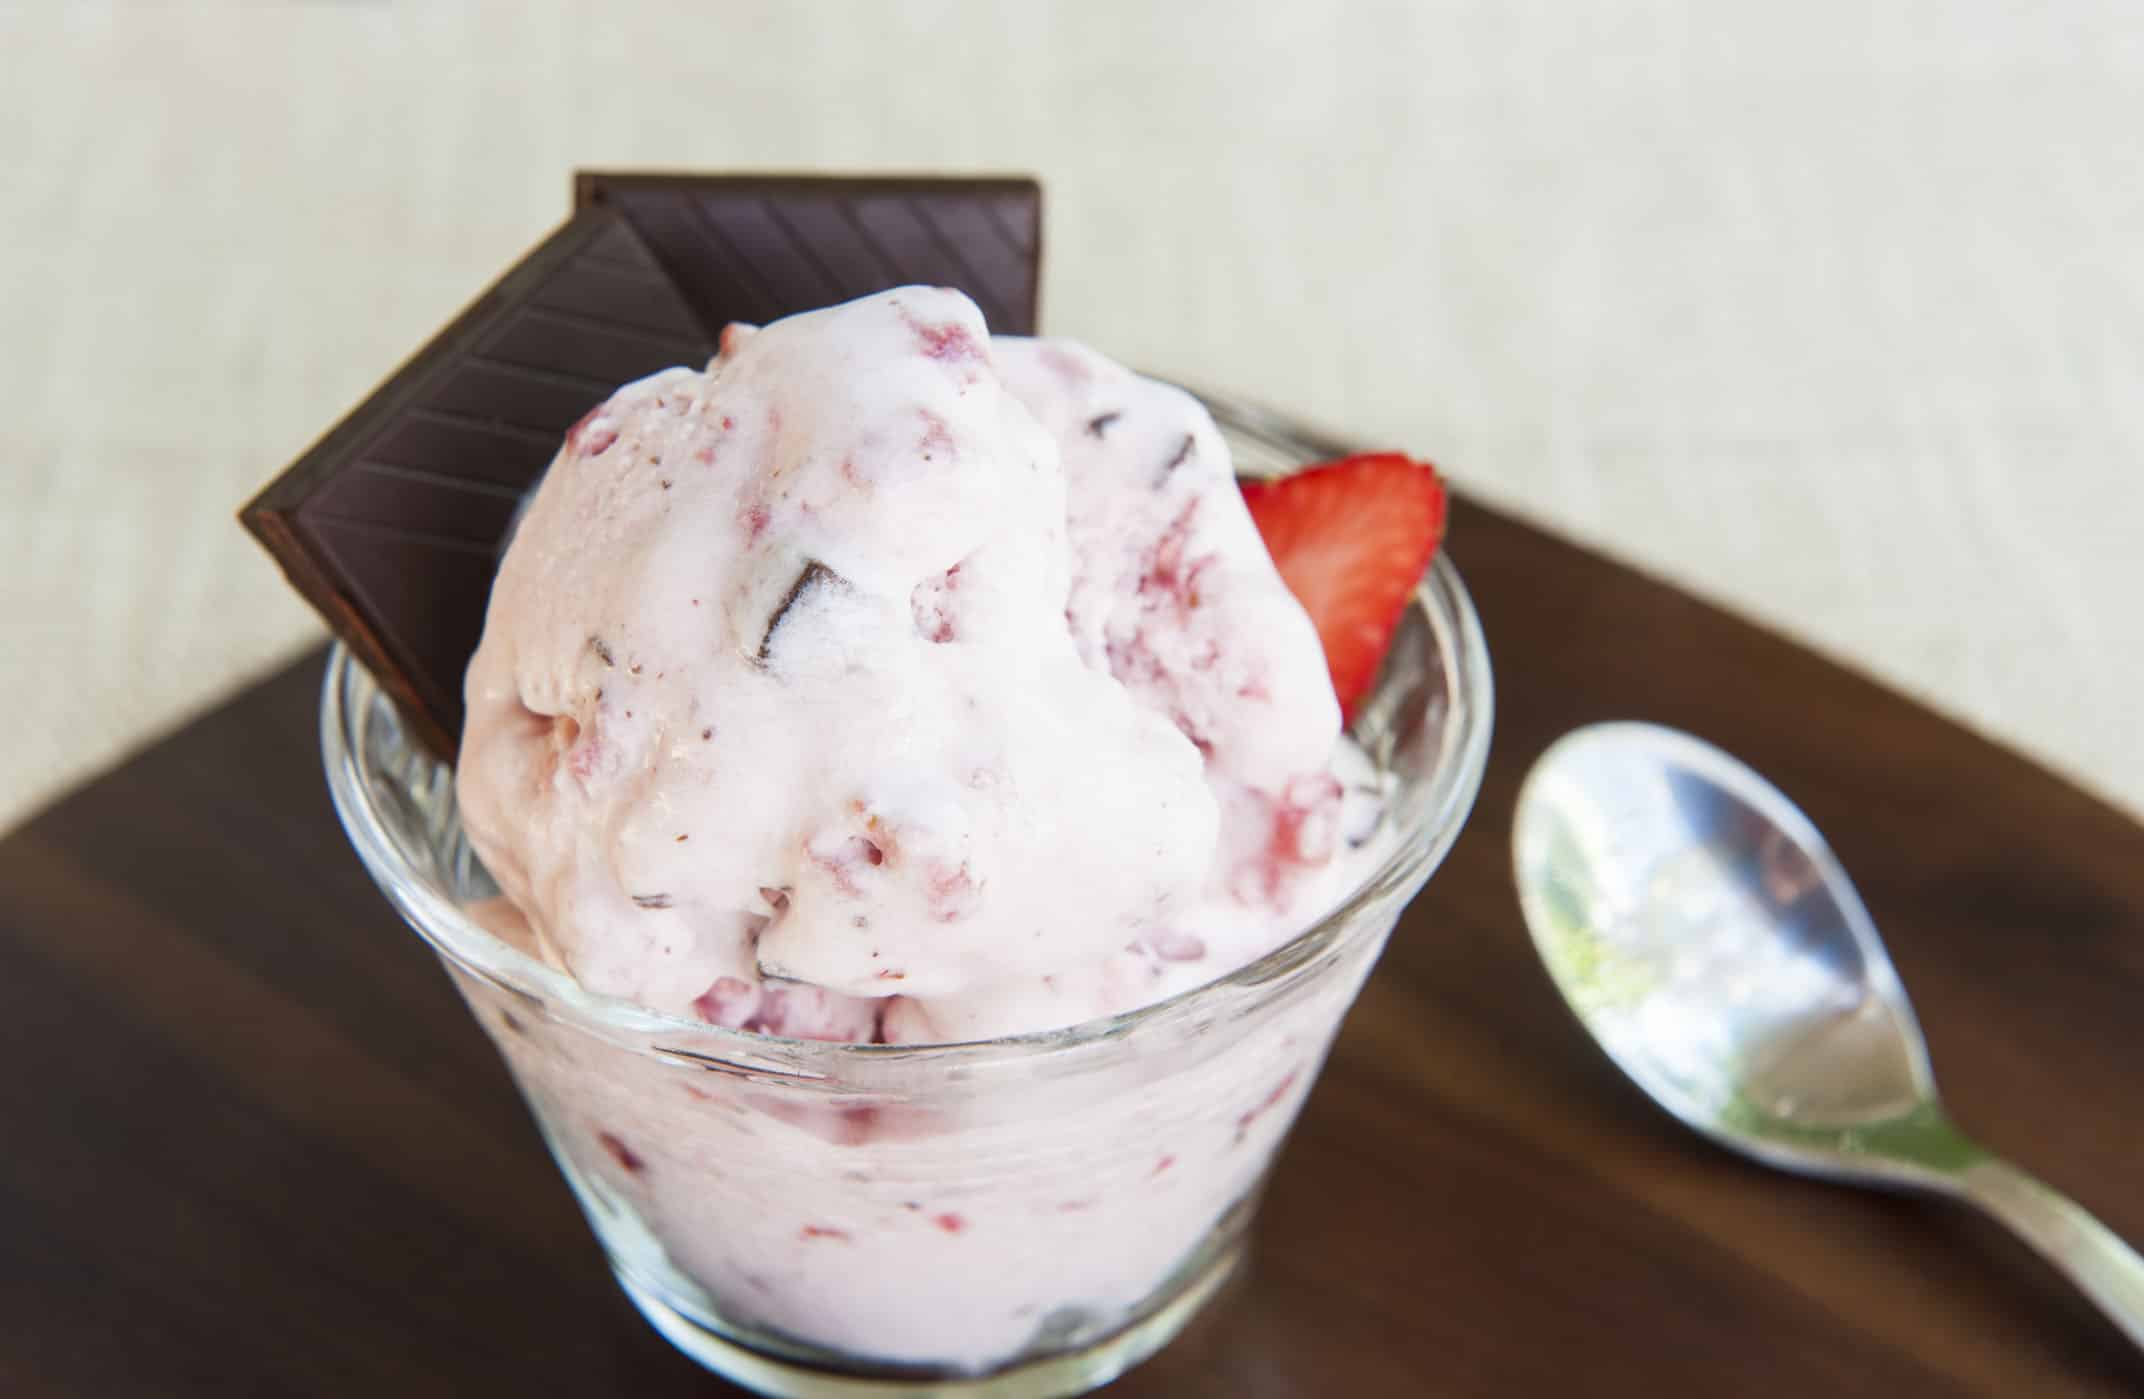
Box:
1956, 1157, 2144, 1351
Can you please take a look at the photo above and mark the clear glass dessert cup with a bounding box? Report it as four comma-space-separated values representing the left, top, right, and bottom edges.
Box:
321, 396, 1493, 1397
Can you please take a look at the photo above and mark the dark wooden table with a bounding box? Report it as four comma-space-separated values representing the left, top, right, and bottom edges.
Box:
5, 497, 2141, 1397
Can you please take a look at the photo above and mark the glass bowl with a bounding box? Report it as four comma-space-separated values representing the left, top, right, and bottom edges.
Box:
321, 395, 1493, 1396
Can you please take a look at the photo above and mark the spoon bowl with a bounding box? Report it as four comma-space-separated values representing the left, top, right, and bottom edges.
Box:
1513, 722, 2144, 1347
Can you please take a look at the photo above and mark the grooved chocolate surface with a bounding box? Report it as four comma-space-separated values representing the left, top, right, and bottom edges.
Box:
239, 207, 715, 757
8, 498, 2142, 1396
576, 171, 1043, 338
241, 172, 1044, 758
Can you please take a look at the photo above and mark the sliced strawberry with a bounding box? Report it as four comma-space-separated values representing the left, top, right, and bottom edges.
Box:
1240, 452, 1447, 718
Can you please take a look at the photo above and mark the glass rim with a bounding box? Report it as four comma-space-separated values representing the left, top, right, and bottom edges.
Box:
320, 405, 1494, 1071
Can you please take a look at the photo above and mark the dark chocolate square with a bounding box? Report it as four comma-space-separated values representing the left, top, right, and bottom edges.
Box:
576, 171, 1042, 336
242, 173, 1045, 758
242, 206, 711, 757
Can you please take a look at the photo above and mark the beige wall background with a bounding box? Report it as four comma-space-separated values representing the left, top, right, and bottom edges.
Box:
3, 1, 2138, 834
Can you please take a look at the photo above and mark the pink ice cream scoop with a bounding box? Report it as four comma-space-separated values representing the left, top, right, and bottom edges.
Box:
457, 285, 1378, 1044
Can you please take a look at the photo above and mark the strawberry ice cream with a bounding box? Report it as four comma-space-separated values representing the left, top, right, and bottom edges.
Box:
423, 285, 1454, 1380
457, 286, 1381, 1045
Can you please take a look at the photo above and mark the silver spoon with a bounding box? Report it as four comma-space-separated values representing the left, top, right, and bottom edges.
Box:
1511, 721, 2144, 1350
